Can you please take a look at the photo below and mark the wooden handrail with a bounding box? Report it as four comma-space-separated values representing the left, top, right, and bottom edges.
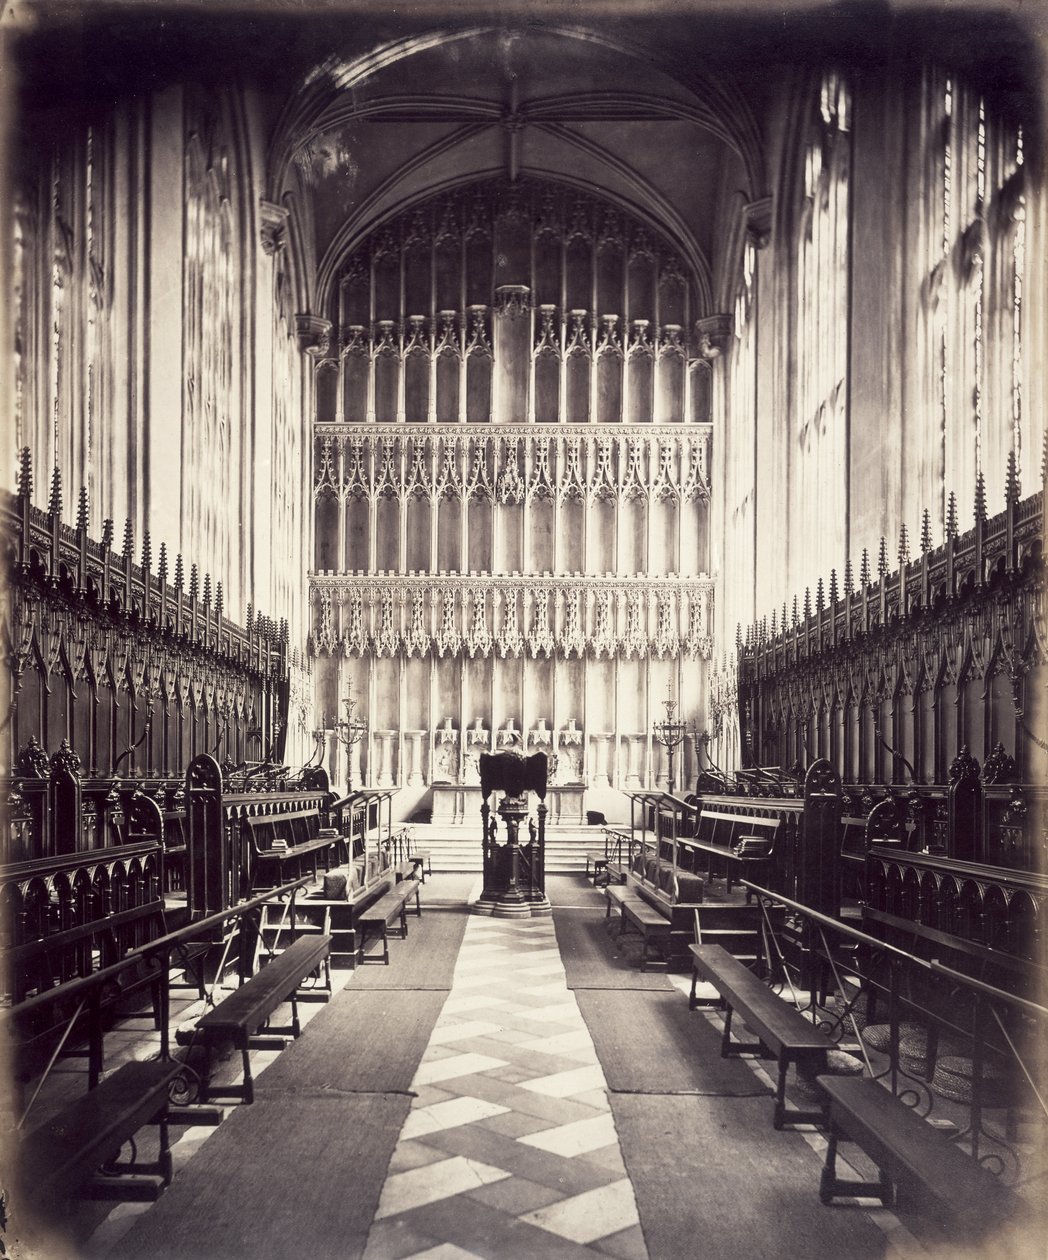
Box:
1, 874, 314, 1024
742, 878, 1048, 1017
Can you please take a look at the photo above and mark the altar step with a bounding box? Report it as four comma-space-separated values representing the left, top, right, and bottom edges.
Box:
408, 824, 610, 873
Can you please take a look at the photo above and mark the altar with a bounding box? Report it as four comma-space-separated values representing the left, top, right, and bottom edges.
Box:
430, 783, 585, 826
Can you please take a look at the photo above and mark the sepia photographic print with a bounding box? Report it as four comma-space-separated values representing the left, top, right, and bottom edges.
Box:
0, 1, 1046, 1257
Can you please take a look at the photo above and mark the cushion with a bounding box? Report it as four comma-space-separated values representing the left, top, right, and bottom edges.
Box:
323, 872, 349, 900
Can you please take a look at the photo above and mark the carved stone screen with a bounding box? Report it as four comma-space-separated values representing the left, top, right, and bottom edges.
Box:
310, 178, 714, 802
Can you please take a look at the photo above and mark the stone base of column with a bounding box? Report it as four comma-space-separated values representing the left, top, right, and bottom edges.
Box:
492, 895, 537, 918
525, 895, 552, 917
472, 891, 498, 915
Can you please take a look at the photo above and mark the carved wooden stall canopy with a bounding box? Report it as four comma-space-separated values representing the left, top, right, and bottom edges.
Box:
733, 469, 1044, 798
2, 449, 291, 781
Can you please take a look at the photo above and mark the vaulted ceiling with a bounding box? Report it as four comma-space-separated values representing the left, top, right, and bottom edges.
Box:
271, 26, 764, 315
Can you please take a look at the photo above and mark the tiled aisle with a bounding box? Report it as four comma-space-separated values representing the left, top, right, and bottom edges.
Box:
364, 914, 649, 1260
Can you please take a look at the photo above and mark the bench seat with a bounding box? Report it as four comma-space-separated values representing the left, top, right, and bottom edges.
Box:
358, 878, 421, 964
817, 1074, 1025, 1238
194, 933, 332, 1103
17, 1058, 182, 1214
690, 942, 832, 1128
621, 898, 671, 970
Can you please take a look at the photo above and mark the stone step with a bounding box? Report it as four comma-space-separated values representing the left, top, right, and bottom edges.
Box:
408, 824, 608, 872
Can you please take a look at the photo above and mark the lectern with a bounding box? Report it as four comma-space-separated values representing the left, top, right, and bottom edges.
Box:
473, 750, 552, 918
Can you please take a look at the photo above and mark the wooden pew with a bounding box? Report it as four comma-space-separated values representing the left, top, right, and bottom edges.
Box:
689, 942, 834, 1128
817, 1074, 1024, 1239
192, 933, 332, 1104
16, 1058, 183, 1215
242, 808, 338, 890
357, 878, 422, 965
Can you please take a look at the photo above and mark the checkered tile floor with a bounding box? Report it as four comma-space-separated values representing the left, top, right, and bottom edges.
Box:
363, 914, 649, 1260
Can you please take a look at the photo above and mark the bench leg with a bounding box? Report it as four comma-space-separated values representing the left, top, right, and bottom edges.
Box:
241, 1045, 255, 1105
400, 903, 409, 938
819, 1128, 893, 1206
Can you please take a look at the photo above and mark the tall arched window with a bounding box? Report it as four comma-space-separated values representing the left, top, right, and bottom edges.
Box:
794, 70, 851, 586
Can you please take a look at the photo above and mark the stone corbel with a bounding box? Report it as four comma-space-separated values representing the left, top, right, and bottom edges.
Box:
260, 200, 290, 255
295, 314, 333, 358
744, 196, 773, 250
695, 314, 734, 361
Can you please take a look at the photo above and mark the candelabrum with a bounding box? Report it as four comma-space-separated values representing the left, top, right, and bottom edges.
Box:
333, 695, 368, 793
652, 697, 687, 794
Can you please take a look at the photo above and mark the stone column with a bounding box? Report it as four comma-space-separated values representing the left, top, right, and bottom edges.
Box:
654, 741, 670, 792
625, 733, 645, 789
374, 730, 396, 788
590, 733, 612, 787
404, 731, 427, 786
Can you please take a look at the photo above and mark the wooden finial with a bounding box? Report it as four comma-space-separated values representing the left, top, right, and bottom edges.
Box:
75, 485, 89, 533
17, 447, 32, 499
877, 536, 889, 577
157, 542, 168, 583
174, 553, 184, 590
860, 549, 871, 586
122, 517, 134, 558
974, 470, 987, 523
946, 491, 958, 538
1005, 449, 1020, 504
898, 523, 910, 567
48, 465, 62, 518
920, 509, 933, 554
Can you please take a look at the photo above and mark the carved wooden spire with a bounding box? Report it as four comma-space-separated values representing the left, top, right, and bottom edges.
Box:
122, 517, 134, 558
48, 465, 62, 517
188, 564, 199, 602
828, 569, 839, 605
174, 553, 184, 590
1005, 449, 1020, 504
877, 536, 889, 577
157, 542, 168, 584
843, 558, 853, 596
898, 524, 910, 568
76, 485, 89, 533
920, 509, 933, 554
974, 469, 987, 523
946, 491, 958, 538
859, 549, 871, 587
18, 447, 32, 499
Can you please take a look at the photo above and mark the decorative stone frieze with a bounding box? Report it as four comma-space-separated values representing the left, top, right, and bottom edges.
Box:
309, 575, 714, 663
313, 426, 713, 505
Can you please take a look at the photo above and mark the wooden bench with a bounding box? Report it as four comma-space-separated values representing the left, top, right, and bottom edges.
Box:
394, 860, 425, 915
690, 942, 833, 1128
193, 933, 332, 1103
357, 878, 422, 965
817, 1074, 1025, 1239
16, 1058, 183, 1215
584, 850, 609, 881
